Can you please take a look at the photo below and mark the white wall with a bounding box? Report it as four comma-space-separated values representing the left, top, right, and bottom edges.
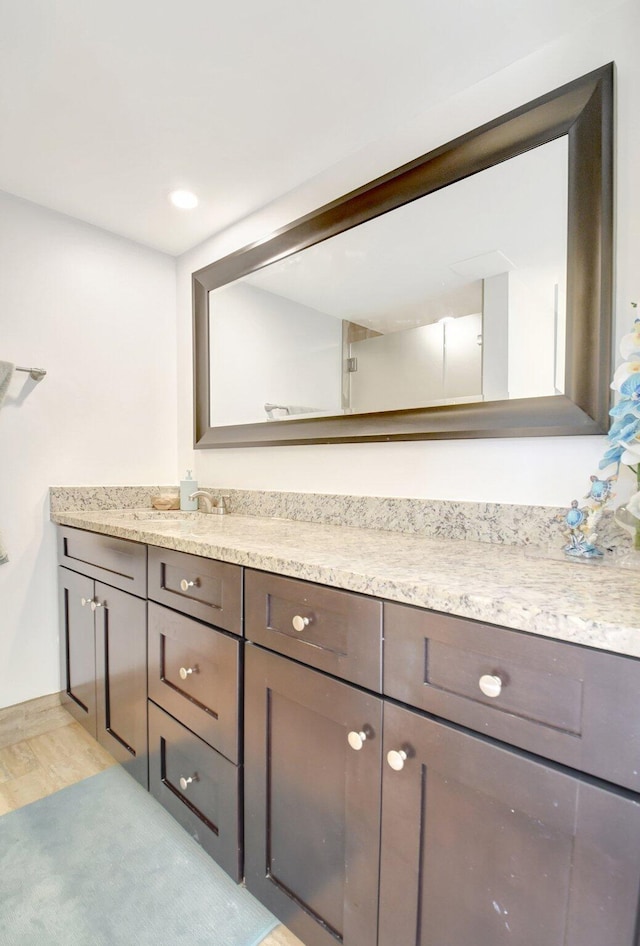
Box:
176, 0, 640, 507
0, 192, 177, 708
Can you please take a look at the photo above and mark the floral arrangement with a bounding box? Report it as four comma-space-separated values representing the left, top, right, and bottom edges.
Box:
599, 303, 640, 551
562, 304, 640, 558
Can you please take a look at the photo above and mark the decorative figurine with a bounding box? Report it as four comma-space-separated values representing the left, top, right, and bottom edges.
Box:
562, 499, 604, 558
561, 475, 615, 559
585, 474, 617, 505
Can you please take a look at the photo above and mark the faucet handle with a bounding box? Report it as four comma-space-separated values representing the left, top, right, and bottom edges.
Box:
216, 495, 230, 515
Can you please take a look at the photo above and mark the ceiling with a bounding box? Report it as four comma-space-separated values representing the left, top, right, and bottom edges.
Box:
0, 0, 623, 256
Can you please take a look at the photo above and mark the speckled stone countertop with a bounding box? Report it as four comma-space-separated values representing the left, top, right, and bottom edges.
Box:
51, 507, 640, 659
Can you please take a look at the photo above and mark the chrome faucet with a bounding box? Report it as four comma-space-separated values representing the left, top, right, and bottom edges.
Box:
189, 491, 229, 515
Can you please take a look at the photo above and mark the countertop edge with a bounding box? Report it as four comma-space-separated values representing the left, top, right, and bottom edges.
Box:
51, 511, 640, 660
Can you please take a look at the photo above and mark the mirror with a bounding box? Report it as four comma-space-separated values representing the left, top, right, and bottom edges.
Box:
193, 64, 612, 448
208, 138, 568, 426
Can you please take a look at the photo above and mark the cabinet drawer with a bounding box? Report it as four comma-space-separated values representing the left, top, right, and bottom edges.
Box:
148, 701, 241, 881
245, 569, 382, 691
57, 526, 147, 597
148, 602, 241, 763
384, 601, 640, 792
148, 546, 242, 634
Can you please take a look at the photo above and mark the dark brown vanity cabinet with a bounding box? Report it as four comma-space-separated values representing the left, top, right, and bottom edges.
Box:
146, 549, 244, 881
56, 531, 640, 946
57, 528, 148, 788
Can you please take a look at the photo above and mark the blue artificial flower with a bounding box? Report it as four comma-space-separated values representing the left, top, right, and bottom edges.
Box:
617, 418, 640, 443
599, 443, 624, 469
620, 373, 640, 398
607, 414, 640, 442
609, 399, 640, 417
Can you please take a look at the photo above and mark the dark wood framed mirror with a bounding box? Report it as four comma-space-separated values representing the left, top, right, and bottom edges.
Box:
193, 64, 613, 448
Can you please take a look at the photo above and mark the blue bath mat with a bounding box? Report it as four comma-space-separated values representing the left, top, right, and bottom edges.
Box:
0, 766, 278, 946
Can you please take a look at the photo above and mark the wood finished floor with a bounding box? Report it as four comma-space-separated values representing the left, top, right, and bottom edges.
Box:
0, 694, 304, 946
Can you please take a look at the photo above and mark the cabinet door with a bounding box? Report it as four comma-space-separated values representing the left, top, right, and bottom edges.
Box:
94, 582, 148, 788
58, 566, 96, 737
379, 702, 640, 946
245, 645, 382, 946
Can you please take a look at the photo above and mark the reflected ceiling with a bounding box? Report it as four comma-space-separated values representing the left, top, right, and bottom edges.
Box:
242, 139, 568, 335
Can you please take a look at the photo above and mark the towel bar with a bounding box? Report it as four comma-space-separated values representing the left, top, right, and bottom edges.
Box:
16, 366, 46, 381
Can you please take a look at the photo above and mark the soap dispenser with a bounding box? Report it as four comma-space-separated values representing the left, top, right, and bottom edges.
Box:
180, 470, 198, 511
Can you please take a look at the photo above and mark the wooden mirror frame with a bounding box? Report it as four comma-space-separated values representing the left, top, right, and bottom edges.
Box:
193, 64, 613, 448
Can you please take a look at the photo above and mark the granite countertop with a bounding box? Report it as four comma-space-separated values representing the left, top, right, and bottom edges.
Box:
51, 507, 640, 659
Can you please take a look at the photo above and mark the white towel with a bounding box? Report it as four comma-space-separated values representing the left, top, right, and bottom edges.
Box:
0, 361, 14, 564
0, 361, 14, 408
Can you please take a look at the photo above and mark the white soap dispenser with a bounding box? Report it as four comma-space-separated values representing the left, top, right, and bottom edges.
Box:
179, 470, 198, 511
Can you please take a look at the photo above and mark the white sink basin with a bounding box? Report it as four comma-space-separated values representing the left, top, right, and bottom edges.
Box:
108, 509, 199, 531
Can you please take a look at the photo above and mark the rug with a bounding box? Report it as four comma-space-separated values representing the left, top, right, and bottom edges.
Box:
0, 766, 278, 946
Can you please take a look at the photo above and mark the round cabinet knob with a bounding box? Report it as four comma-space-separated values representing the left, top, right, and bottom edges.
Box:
479, 674, 503, 698
90, 600, 103, 612
292, 615, 310, 632
179, 666, 194, 681
81, 597, 91, 607
347, 730, 368, 751
179, 776, 195, 791
180, 578, 195, 592
387, 749, 408, 771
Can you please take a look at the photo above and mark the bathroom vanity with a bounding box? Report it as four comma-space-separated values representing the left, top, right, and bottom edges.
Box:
53, 502, 640, 946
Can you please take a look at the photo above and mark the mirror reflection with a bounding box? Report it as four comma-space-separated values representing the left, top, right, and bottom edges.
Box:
208, 138, 567, 428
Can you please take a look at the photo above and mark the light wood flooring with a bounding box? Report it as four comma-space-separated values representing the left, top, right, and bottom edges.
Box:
0, 694, 304, 946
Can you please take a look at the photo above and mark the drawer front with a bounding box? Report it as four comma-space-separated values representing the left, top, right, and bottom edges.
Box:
148, 546, 242, 634
384, 601, 640, 792
148, 602, 241, 763
245, 569, 382, 691
58, 526, 147, 597
148, 701, 241, 881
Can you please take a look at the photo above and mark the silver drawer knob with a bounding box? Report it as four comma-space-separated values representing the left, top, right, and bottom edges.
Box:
387, 749, 408, 771
479, 674, 503, 698
292, 614, 310, 632
347, 730, 368, 751
179, 775, 196, 791
179, 666, 195, 680
90, 599, 103, 611
180, 578, 198, 592
81, 597, 91, 607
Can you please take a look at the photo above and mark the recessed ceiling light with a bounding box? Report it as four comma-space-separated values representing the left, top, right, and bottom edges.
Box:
169, 189, 199, 210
